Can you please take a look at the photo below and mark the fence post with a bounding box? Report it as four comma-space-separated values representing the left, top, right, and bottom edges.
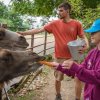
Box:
31, 34, 34, 51
43, 32, 47, 55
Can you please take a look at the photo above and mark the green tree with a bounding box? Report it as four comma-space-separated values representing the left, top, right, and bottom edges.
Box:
0, 1, 30, 31
11, 0, 100, 29
0, 2, 8, 18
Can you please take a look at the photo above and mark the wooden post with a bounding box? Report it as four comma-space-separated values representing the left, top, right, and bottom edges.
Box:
31, 34, 34, 51
43, 32, 47, 55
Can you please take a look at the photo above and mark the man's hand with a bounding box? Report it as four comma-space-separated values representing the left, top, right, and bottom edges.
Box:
78, 43, 89, 54
17, 32, 26, 36
79, 35, 89, 54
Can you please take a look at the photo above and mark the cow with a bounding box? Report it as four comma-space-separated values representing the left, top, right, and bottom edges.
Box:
0, 28, 44, 100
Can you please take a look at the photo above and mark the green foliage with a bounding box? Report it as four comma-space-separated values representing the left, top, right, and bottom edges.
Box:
44, 54, 53, 61
2, 0, 100, 18
11, 0, 62, 16
8, 12, 22, 27
11, 0, 100, 27
82, 0, 100, 8
9, 91, 37, 100
0, 1, 30, 31
1, 0, 100, 31
0, 2, 8, 18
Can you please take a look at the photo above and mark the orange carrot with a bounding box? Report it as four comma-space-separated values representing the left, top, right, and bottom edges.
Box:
39, 61, 54, 67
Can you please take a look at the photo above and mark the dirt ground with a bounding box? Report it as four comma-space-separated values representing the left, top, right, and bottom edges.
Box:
9, 67, 84, 100
33, 68, 84, 100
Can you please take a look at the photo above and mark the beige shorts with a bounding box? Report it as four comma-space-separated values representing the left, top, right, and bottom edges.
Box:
54, 58, 72, 81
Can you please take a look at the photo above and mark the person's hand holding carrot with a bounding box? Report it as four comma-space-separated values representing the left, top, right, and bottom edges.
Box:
39, 59, 74, 70
62, 60, 74, 69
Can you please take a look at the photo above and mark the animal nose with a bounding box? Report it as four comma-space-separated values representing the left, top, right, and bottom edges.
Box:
40, 56, 45, 61
28, 52, 45, 61
35, 55, 52, 62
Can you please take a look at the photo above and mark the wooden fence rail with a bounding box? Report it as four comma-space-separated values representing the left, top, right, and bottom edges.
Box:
27, 32, 54, 55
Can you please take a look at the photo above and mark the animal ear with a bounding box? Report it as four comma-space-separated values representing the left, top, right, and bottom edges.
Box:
2, 51, 14, 65
0, 28, 5, 40
18, 36, 29, 47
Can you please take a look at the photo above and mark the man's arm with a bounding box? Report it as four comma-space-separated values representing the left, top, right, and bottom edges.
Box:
77, 21, 89, 50
79, 34, 89, 53
18, 27, 45, 35
81, 34, 89, 49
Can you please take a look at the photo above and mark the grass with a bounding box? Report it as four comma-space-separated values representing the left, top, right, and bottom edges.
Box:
9, 91, 38, 100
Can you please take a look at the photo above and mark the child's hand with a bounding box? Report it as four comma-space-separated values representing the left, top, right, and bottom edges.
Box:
62, 60, 74, 69
52, 62, 59, 68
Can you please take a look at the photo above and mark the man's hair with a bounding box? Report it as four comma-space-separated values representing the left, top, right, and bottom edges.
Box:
58, 2, 71, 11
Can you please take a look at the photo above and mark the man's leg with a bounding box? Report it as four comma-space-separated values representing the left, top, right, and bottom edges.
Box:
55, 80, 61, 95
54, 58, 65, 100
75, 77, 82, 100
54, 70, 63, 100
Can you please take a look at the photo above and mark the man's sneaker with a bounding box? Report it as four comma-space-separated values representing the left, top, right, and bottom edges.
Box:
55, 94, 62, 100
75, 99, 80, 100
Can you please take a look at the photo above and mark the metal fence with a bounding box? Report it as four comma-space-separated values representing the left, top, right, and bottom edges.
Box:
26, 32, 54, 56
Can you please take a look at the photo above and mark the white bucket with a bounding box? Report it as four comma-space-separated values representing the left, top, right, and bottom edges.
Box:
67, 39, 86, 61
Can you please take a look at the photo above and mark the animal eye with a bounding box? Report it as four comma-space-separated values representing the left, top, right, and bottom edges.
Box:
1, 52, 13, 64
19, 36, 25, 40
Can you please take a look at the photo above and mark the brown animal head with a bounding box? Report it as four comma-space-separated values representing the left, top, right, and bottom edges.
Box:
0, 48, 44, 82
0, 28, 45, 83
0, 28, 29, 50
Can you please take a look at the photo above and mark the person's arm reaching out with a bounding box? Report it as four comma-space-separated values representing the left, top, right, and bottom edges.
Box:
58, 60, 100, 85
18, 27, 45, 35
